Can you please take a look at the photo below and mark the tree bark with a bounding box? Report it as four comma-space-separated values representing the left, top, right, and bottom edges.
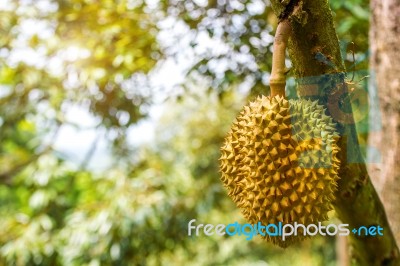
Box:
369, 0, 400, 248
269, 0, 400, 265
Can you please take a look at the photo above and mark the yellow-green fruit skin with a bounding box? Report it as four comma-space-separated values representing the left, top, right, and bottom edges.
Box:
220, 95, 340, 247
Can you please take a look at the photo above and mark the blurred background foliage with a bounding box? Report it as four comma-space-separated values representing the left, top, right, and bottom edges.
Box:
0, 0, 368, 265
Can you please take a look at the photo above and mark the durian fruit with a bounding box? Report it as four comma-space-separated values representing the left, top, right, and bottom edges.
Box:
219, 95, 340, 247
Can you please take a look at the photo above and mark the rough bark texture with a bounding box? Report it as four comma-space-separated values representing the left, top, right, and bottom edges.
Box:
369, 0, 400, 248
269, 0, 400, 265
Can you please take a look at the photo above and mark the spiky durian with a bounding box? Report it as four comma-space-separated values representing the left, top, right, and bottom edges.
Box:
220, 95, 340, 247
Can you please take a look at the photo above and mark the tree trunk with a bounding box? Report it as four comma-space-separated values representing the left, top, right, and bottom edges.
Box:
369, 0, 400, 248
336, 234, 349, 266
269, 0, 400, 265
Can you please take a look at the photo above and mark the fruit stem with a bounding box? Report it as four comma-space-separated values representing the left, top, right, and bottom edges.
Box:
270, 20, 291, 97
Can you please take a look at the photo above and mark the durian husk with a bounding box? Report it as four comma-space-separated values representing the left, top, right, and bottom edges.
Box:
220, 95, 340, 247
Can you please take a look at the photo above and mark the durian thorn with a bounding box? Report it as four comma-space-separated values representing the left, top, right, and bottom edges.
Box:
270, 20, 291, 97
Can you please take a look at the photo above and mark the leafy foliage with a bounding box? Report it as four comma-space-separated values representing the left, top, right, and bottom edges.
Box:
0, 0, 369, 265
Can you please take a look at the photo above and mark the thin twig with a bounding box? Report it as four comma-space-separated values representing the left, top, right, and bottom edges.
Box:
270, 20, 291, 97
